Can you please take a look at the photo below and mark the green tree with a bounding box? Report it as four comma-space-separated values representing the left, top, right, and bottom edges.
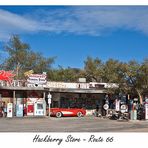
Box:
117, 60, 148, 104
49, 66, 82, 82
2, 35, 54, 79
140, 59, 148, 94
84, 56, 103, 82
102, 59, 121, 83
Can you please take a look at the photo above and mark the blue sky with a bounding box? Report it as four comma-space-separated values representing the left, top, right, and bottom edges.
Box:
0, 6, 148, 68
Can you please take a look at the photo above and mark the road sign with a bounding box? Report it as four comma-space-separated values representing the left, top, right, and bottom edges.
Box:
48, 93, 52, 99
120, 105, 127, 113
103, 104, 109, 110
48, 98, 51, 104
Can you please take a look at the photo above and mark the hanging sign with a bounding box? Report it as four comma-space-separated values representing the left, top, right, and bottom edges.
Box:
27, 73, 47, 85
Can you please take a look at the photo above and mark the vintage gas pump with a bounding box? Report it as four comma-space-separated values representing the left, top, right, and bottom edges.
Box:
7, 103, 13, 118
34, 100, 46, 116
16, 98, 23, 117
27, 99, 34, 116
16, 104, 23, 117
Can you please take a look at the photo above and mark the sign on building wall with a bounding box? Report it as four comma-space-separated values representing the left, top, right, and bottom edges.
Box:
78, 78, 86, 83
0, 70, 15, 83
46, 82, 118, 89
46, 82, 89, 89
27, 73, 47, 87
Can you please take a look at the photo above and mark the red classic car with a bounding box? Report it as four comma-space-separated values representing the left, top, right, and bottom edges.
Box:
50, 108, 86, 118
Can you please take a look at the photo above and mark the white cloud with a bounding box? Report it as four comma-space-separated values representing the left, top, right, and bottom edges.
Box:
1, 6, 148, 40
36, 6, 148, 35
0, 9, 39, 40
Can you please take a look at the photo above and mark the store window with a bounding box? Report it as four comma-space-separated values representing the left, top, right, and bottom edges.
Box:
60, 97, 101, 109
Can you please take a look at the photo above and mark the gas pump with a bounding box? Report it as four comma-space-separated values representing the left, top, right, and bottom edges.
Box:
34, 100, 46, 116
145, 97, 148, 120
7, 103, 13, 118
16, 98, 23, 117
130, 98, 138, 120
16, 104, 23, 117
27, 101, 34, 116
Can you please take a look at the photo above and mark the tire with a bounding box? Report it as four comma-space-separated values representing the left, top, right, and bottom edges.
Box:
56, 112, 62, 118
77, 111, 83, 117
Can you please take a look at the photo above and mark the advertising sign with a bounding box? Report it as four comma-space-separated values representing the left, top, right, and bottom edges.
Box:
103, 104, 109, 110
27, 74, 47, 85
46, 81, 89, 89
48, 98, 51, 104
7, 103, 13, 117
120, 105, 127, 113
24, 70, 34, 77
78, 78, 86, 83
0, 70, 15, 83
16, 104, 23, 117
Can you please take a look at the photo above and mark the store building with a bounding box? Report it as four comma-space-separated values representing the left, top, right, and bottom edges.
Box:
0, 80, 47, 117
45, 81, 118, 115
0, 78, 118, 117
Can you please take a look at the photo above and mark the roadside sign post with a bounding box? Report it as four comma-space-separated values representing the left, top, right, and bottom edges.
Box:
103, 103, 109, 116
48, 93, 52, 117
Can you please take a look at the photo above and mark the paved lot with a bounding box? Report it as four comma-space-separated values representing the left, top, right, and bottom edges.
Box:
0, 116, 148, 132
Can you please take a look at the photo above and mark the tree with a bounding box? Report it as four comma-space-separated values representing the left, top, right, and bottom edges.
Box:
3, 35, 30, 78
88, 58, 148, 103
140, 59, 148, 94
102, 59, 121, 83
117, 60, 148, 104
2, 35, 55, 79
84, 56, 103, 82
49, 66, 82, 82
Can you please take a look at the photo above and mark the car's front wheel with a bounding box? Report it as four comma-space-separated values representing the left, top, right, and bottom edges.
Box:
56, 112, 62, 118
77, 111, 83, 117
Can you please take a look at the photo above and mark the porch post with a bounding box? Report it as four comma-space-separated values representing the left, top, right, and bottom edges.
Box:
13, 90, 16, 116
43, 92, 45, 99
